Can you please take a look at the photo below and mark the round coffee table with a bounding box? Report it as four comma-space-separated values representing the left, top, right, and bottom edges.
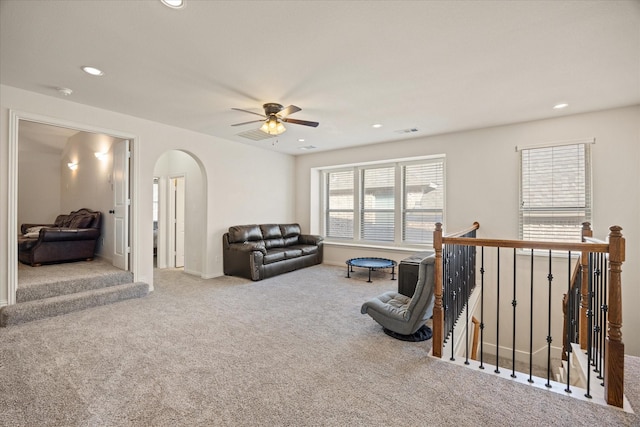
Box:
346, 257, 397, 283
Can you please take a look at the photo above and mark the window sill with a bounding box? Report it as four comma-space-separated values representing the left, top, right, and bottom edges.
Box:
324, 240, 432, 253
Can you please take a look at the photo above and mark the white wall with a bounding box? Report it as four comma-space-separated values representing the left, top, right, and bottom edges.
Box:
61, 131, 121, 260
295, 105, 640, 356
1, 84, 296, 304
17, 149, 61, 226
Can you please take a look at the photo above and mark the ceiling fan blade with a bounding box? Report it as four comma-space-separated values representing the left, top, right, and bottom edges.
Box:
231, 108, 266, 118
283, 118, 319, 127
231, 119, 264, 127
277, 105, 302, 118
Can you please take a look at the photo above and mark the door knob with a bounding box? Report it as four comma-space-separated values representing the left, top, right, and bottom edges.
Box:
109, 210, 115, 214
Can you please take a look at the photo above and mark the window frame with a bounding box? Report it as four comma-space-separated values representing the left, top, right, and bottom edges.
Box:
518, 139, 593, 245
320, 156, 445, 248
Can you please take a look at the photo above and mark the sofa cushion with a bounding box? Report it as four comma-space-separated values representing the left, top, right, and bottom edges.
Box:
260, 224, 283, 239
264, 238, 285, 249
69, 215, 94, 229
283, 236, 299, 246
228, 225, 263, 243
288, 244, 318, 256
55, 214, 72, 227
284, 248, 303, 259
263, 248, 286, 264
280, 223, 301, 238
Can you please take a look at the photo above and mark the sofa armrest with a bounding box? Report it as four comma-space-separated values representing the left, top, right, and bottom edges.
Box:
40, 228, 100, 242
226, 241, 267, 255
299, 234, 324, 246
21, 223, 56, 234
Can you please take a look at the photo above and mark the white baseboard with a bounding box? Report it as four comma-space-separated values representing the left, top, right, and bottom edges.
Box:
0, 299, 7, 307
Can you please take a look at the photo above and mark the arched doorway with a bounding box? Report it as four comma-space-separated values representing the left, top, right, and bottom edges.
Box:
153, 150, 207, 276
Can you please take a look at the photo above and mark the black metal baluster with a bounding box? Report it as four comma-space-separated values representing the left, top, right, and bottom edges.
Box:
511, 248, 517, 378
495, 248, 500, 374
585, 253, 593, 399
546, 250, 553, 388
593, 253, 601, 376
601, 253, 608, 387
444, 246, 450, 344
480, 246, 485, 370
450, 246, 456, 361
464, 245, 470, 365
528, 249, 534, 383
597, 253, 604, 381
565, 251, 572, 393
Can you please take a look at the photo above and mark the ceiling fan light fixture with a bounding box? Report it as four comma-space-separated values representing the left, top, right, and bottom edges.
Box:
260, 116, 286, 135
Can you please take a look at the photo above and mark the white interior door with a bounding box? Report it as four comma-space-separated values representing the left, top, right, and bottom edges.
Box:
112, 139, 130, 270
171, 176, 185, 268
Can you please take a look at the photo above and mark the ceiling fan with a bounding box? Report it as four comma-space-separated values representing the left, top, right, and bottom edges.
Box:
231, 103, 319, 136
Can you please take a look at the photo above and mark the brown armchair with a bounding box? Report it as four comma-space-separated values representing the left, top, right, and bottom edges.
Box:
18, 208, 102, 266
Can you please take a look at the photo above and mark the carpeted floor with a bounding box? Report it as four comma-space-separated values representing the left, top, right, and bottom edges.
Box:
1, 264, 638, 426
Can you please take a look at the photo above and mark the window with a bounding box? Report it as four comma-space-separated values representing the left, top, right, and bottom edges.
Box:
326, 170, 354, 239
519, 142, 592, 243
361, 166, 395, 241
323, 157, 445, 246
403, 162, 445, 243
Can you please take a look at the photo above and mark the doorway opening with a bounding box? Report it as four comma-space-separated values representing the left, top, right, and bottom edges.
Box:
7, 110, 137, 305
153, 150, 206, 276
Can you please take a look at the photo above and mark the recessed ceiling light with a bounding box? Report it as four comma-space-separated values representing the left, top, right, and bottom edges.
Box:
161, 0, 185, 8
298, 138, 305, 142
82, 66, 104, 76
372, 124, 383, 128
553, 103, 568, 109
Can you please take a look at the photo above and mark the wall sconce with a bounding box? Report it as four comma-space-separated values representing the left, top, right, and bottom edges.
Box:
67, 162, 78, 171
94, 152, 108, 161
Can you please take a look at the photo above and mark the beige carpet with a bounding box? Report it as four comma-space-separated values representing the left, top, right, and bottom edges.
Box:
1, 264, 638, 426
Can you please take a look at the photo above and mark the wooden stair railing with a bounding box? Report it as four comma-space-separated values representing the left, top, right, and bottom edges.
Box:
432, 221, 626, 408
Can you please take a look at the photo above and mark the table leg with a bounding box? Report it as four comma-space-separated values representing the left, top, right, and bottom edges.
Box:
347, 264, 351, 278
367, 268, 372, 283
391, 265, 396, 280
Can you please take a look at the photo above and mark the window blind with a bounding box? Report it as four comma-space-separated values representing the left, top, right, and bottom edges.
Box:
326, 170, 354, 238
520, 143, 591, 242
361, 167, 395, 241
403, 160, 444, 244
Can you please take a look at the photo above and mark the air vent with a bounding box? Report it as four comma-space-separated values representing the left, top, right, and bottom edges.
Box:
236, 129, 275, 141
394, 128, 419, 134
298, 145, 317, 151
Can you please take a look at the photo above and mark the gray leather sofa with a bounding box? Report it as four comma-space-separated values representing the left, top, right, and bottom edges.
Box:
222, 223, 323, 281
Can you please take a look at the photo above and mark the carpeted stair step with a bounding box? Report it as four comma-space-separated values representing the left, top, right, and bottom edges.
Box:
16, 271, 134, 303
0, 282, 149, 327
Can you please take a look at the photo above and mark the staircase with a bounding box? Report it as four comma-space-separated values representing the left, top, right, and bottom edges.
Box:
556, 343, 588, 388
0, 270, 149, 326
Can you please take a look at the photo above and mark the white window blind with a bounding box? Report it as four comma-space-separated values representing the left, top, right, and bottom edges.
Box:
520, 143, 591, 242
326, 170, 354, 238
403, 160, 444, 244
321, 156, 445, 246
361, 167, 395, 241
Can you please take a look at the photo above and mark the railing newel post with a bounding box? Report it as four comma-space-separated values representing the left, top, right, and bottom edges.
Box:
605, 225, 625, 408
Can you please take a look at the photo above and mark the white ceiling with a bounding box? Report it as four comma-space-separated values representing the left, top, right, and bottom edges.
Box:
1, 0, 638, 155
18, 121, 78, 154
